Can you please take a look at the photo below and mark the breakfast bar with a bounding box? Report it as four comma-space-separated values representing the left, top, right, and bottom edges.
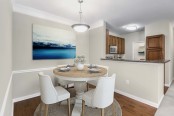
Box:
100, 58, 170, 107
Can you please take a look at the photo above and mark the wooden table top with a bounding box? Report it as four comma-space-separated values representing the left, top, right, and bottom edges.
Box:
53, 65, 107, 78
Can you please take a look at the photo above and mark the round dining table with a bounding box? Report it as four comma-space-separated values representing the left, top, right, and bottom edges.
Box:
53, 65, 107, 116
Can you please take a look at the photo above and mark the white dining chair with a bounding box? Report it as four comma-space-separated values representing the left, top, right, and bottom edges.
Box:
87, 65, 109, 90
82, 74, 116, 116
44, 70, 57, 86
57, 65, 74, 89
38, 72, 71, 116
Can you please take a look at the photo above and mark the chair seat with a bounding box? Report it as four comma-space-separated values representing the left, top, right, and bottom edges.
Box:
87, 80, 97, 86
83, 89, 95, 107
57, 78, 74, 88
55, 86, 70, 102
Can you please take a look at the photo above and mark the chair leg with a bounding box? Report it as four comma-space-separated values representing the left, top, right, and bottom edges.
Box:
82, 100, 85, 116
101, 108, 104, 116
67, 98, 71, 116
39, 101, 43, 115
87, 83, 89, 91
112, 102, 115, 116
44, 104, 49, 116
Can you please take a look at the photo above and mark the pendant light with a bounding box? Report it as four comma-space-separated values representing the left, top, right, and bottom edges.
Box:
72, 0, 90, 32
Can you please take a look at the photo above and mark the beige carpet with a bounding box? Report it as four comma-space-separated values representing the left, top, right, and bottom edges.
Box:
34, 88, 122, 116
34, 99, 122, 116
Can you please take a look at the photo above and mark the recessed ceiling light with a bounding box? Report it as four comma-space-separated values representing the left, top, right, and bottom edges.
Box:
126, 25, 137, 31
123, 24, 139, 31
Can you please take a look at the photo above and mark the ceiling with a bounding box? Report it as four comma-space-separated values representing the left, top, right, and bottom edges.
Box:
14, 0, 174, 34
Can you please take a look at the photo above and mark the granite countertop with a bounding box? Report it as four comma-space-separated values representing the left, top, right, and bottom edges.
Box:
101, 58, 170, 63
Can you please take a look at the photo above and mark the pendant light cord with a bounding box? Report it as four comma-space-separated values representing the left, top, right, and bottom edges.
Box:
79, 0, 83, 23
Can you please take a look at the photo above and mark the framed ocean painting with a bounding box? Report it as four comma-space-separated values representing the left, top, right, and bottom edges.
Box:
32, 24, 76, 60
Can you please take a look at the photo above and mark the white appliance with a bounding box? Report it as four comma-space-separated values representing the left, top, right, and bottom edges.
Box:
110, 46, 117, 54
133, 42, 145, 60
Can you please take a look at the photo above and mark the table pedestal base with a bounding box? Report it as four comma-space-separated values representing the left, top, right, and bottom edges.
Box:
72, 81, 86, 116
71, 99, 82, 116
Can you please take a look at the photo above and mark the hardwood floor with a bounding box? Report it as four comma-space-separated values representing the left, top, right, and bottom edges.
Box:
164, 86, 168, 94
14, 97, 41, 116
14, 90, 168, 116
14, 85, 169, 116
115, 93, 156, 116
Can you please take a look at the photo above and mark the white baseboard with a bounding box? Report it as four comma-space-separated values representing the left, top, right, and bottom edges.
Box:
165, 80, 173, 87
13, 92, 40, 103
115, 89, 162, 108
158, 95, 164, 107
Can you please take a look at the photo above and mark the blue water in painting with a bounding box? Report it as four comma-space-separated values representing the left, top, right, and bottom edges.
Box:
33, 48, 76, 60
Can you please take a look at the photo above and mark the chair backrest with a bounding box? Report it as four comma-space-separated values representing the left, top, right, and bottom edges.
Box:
44, 70, 56, 86
92, 74, 116, 108
38, 72, 58, 104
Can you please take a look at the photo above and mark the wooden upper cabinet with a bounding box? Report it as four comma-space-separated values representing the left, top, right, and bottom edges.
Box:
112, 37, 116, 46
109, 36, 113, 45
115, 37, 118, 46
146, 34, 164, 49
117, 38, 122, 54
121, 38, 125, 54
106, 29, 110, 54
146, 34, 165, 60
105, 29, 125, 54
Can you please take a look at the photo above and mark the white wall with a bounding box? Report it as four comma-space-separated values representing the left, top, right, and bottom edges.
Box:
0, 0, 13, 116
145, 20, 173, 85
169, 23, 174, 83
109, 31, 121, 37
13, 12, 89, 70
121, 31, 145, 59
12, 12, 90, 99
89, 25, 106, 64
13, 69, 56, 99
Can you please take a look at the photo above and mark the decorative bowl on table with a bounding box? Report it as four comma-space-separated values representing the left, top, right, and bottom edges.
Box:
88, 68, 101, 73
66, 64, 75, 67
59, 67, 70, 72
88, 64, 98, 69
